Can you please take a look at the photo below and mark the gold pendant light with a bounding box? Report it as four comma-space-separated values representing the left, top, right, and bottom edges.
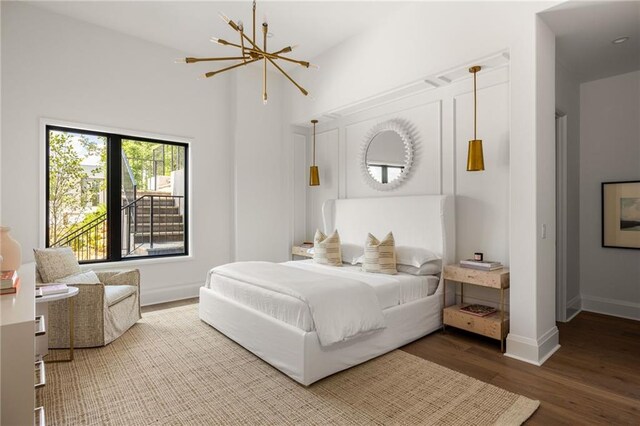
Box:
309, 119, 320, 186
467, 65, 485, 172
176, 0, 316, 104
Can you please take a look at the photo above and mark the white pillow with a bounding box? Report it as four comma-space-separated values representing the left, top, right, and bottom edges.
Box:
341, 244, 363, 265
397, 260, 442, 276
354, 246, 442, 268
57, 270, 101, 284
395, 246, 441, 268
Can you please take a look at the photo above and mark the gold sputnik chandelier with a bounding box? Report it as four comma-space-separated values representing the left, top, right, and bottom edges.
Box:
177, 0, 315, 104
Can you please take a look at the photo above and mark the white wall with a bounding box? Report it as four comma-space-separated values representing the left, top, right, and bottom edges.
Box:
579, 70, 640, 320
292, 128, 307, 246
534, 19, 558, 361
1, 3, 235, 304
233, 66, 291, 262
555, 61, 581, 318
287, 1, 560, 365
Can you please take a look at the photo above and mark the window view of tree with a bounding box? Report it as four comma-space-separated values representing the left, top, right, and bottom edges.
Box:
46, 126, 188, 263
48, 130, 107, 260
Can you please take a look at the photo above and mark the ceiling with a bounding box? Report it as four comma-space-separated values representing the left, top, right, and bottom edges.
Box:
30, 1, 407, 70
540, 1, 640, 82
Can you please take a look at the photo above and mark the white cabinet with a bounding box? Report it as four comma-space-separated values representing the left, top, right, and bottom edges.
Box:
1, 263, 37, 425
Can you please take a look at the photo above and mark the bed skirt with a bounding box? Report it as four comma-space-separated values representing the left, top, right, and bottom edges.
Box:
199, 286, 444, 386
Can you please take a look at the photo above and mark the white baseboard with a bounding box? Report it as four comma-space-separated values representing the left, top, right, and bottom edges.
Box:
141, 281, 201, 307
504, 326, 560, 366
581, 295, 640, 321
565, 295, 582, 322
565, 307, 582, 322
567, 295, 581, 310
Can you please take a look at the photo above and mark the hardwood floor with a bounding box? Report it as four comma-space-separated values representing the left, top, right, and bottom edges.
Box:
403, 312, 640, 425
144, 300, 639, 425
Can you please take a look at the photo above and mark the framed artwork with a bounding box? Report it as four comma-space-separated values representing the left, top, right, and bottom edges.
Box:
602, 180, 640, 250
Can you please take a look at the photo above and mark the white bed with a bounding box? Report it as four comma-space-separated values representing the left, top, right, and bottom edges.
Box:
199, 195, 455, 385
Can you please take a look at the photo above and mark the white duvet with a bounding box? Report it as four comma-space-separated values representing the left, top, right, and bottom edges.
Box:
208, 261, 386, 346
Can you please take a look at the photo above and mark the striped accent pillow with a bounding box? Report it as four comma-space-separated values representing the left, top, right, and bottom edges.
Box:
313, 230, 342, 266
362, 232, 397, 275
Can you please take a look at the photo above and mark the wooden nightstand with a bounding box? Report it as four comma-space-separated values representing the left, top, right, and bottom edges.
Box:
291, 245, 314, 260
442, 264, 510, 352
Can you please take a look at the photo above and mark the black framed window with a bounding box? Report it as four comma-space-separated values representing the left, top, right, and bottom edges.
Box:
46, 125, 189, 263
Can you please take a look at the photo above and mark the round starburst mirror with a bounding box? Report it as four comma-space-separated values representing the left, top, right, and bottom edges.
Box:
360, 120, 414, 191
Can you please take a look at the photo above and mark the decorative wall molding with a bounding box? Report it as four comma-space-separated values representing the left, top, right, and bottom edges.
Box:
318, 50, 510, 122
300, 65, 510, 265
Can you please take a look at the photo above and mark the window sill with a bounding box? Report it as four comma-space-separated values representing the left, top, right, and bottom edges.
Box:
80, 255, 193, 271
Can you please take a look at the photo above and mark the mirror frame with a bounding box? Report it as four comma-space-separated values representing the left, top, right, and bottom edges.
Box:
359, 119, 415, 191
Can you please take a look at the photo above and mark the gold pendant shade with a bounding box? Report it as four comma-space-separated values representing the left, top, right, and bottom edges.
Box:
466, 65, 485, 172
309, 166, 320, 186
309, 120, 320, 186
467, 139, 485, 171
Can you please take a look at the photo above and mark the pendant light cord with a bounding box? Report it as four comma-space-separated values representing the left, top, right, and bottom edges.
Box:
473, 69, 477, 141
312, 121, 316, 166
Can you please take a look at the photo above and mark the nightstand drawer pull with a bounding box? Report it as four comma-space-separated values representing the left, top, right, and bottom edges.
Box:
35, 315, 46, 336
35, 360, 46, 389
35, 406, 46, 426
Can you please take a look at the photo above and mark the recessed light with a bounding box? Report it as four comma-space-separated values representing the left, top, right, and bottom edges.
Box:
612, 36, 630, 44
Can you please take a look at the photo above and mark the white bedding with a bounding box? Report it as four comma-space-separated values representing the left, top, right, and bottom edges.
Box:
208, 261, 386, 346
206, 260, 439, 333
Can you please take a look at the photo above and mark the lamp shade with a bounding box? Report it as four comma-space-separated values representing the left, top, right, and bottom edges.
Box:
466, 139, 485, 171
309, 165, 320, 186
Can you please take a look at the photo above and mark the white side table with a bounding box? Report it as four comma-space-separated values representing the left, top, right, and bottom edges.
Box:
36, 286, 79, 363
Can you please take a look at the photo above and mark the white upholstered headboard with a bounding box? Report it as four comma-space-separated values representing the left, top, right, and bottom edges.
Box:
322, 195, 455, 267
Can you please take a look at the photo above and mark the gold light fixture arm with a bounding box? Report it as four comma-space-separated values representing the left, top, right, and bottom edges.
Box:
204, 57, 260, 78
184, 57, 250, 63
266, 55, 309, 96
212, 40, 304, 64
239, 26, 246, 63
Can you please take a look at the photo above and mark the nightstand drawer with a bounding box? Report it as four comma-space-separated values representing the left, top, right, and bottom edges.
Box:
443, 265, 509, 289
443, 306, 508, 340
291, 246, 313, 258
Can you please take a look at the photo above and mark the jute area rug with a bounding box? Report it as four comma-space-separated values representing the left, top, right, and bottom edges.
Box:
39, 304, 539, 425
